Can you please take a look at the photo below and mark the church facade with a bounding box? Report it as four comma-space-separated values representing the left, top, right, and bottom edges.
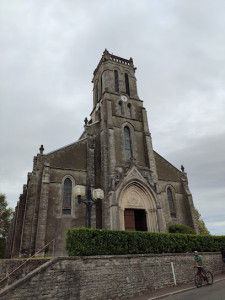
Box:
6, 50, 199, 257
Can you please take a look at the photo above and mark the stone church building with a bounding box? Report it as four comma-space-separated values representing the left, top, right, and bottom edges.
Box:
6, 50, 198, 257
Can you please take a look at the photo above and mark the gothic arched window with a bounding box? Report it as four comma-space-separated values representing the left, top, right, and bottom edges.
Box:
125, 73, 130, 96
127, 103, 132, 118
100, 76, 103, 96
114, 70, 119, 92
167, 187, 176, 218
95, 84, 98, 103
118, 102, 123, 115
62, 178, 72, 215
124, 126, 132, 159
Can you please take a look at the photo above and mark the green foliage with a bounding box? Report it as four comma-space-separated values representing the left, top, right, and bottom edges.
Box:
0, 193, 14, 258
66, 228, 225, 256
0, 237, 6, 258
169, 224, 196, 234
195, 208, 210, 235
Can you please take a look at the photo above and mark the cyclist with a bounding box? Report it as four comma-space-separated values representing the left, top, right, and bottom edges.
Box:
193, 251, 209, 283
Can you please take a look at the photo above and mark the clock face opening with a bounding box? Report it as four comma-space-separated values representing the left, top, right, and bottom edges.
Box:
121, 95, 128, 102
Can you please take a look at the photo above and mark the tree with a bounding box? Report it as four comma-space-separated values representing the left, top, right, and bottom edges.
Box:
0, 193, 14, 258
195, 208, 210, 235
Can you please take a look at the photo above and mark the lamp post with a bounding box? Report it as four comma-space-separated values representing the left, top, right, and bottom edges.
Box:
74, 185, 104, 228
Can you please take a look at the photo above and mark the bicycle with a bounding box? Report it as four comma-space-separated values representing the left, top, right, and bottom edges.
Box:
194, 266, 213, 288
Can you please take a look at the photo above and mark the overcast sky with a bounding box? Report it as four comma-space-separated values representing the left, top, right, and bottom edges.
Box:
0, 0, 224, 235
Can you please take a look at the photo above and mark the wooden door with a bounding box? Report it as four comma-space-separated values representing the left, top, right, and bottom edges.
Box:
124, 209, 135, 231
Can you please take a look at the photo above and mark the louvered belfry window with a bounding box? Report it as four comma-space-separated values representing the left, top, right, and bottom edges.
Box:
127, 103, 132, 118
114, 70, 119, 92
124, 126, 132, 159
118, 102, 123, 115
62, 178, 72, 215
125, 73, 130, 96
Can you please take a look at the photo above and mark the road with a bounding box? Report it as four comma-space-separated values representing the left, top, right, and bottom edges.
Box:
162, 280, 225, 300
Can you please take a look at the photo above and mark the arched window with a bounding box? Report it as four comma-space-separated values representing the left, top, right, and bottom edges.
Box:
62, 178, 72, 215
118, 102, 123, 115
124, 126, 132, 159
100, 76, 103, 96
127, 104, 132, 118
125, 73, 130, 96
167, 188, 176, 218
114, 70, 119, 92
95, 84, 98, 103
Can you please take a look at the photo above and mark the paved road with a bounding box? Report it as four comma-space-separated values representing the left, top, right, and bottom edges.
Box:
161, 280, 225, 300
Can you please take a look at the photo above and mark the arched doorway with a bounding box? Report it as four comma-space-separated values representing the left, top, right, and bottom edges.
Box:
119, 182, 159, 232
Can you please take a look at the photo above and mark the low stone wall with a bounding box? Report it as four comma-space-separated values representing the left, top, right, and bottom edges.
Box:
0, 253, 224, 300
0, 258, 49, 290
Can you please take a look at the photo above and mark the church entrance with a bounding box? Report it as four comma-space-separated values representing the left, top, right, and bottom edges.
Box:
124, 209, 147, 231
118, 180, 159, 232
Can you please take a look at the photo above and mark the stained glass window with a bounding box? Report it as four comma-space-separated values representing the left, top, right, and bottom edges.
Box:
167, 188, 176, 218
62, 178, 72, 215
124, 126, 132, 159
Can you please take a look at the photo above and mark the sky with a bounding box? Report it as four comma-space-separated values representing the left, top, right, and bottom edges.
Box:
0, 0, 225, 235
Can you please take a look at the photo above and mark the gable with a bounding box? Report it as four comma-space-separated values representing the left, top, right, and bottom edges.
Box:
46, 139, 87, 170
154, 151, 181, 181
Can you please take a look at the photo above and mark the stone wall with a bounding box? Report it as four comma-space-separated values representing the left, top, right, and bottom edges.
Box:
0, 258, 49, 290
0, 253, 224, 300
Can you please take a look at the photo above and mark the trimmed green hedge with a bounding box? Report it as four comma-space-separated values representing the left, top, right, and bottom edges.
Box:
169, 224, 196, 234
66, 228, 225, 256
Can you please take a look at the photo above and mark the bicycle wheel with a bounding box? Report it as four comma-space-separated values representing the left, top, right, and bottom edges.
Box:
205, 271, 213, 285
195, 274, 202, 288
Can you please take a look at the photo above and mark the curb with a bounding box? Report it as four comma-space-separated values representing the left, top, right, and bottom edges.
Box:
147, 277, 225, 300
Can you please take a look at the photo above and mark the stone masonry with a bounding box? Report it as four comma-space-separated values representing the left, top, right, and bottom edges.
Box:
0, 253, 224, 300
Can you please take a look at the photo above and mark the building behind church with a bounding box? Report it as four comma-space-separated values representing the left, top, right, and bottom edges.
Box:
6, 50, 199, 257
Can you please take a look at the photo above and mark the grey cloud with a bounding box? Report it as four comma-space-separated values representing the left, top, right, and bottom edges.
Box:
1, 0, 225, 235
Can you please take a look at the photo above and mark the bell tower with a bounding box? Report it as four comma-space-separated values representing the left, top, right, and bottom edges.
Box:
92, 49, 139, 111
89, 50, 161, 230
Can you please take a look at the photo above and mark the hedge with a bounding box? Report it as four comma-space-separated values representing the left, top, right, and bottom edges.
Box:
169, 224, 196, 234
66, 228, 225, 256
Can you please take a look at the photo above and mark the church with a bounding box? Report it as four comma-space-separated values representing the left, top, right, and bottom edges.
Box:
6, 50, 199, 257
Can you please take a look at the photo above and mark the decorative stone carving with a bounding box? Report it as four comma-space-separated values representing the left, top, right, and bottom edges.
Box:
111, 167, 124, 190
126, 190, 145, 208
39, 145, 44, 155
125, 166, 145, 183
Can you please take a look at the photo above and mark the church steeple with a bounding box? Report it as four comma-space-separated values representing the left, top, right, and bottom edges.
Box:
92, 49, 139, 109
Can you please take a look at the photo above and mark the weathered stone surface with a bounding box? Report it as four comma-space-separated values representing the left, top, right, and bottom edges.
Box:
0, 253, 224, 300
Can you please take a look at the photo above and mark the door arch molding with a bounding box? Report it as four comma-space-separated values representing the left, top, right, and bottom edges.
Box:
118, 181, 159, 232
